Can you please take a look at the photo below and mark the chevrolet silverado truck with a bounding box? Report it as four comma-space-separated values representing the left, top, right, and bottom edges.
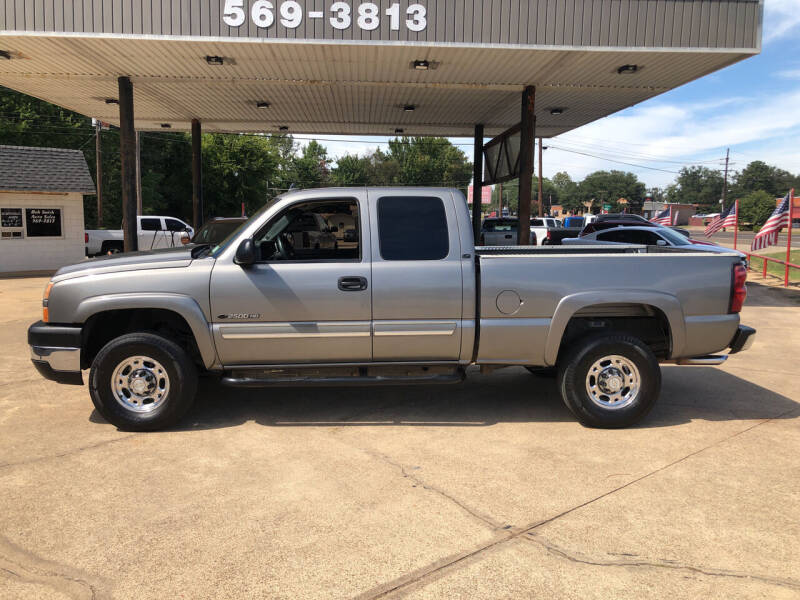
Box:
28, 187, 755, 431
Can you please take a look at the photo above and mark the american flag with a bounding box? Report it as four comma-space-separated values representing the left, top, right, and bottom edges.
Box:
704, 200, 738, 237
751, 192, 791, 251
650, 206, 672, 225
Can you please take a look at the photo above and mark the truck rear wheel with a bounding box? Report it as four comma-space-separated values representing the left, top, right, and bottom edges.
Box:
558, 334, 660, 428
89, 333, 198, 431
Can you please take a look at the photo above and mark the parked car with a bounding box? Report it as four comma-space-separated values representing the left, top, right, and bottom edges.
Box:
183, 217, 247, 246
563, 225, 745, 257
86, 215, 193, 256
31, 187, 754, 432
480, 217, 581, 246
581, 218, 690, 238
563, 216, 585, 228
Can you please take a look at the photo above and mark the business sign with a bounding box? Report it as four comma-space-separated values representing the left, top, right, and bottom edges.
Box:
467, 185, 492, 206
25, 208, 62, 237
223, 1, 427, 32
1, 208, 23, 228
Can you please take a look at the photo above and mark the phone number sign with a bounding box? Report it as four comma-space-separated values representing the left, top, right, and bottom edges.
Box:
223, 1, 427, 32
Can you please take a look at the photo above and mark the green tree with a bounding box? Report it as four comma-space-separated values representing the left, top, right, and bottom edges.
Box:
665, 166, 724, 210
552, 171, 582, 213
577, 170, 646, 214
738, 190, 779, 230
731, 161, 798, 199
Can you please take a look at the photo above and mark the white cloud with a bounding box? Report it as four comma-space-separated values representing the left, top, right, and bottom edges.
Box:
542, 86, 800, 187
777, 68, 800, 79
764, 0, 800, 43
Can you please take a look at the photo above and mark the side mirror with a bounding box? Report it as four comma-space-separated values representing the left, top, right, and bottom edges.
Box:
235, 238, 257, 266
656, 239, 668, 247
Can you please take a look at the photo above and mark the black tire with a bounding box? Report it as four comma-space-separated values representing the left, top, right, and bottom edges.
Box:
101, 241, 123, 254
525, 366, 557, 378
89, 333, 198, 431
557, 334, 661, 428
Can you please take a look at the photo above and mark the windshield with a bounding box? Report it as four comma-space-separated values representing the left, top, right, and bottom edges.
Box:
658, 228, 691, 246
211, 198, 280, 256
193, 220, 245, 245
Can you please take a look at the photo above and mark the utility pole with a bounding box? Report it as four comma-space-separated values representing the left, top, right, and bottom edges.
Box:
95, 120, 103, 228
498, 182, 503, 216
722, 147, 730, 209
538, 137, 544, 217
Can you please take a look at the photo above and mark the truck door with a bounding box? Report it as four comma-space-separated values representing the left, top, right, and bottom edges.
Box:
368, 190, 463, 361
209, 192, 371, 365
138, 217, 165, 250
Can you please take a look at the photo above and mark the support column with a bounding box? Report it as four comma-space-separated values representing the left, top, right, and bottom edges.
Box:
518, 86, 535, 245
192, 119, 204, 230
472, 124, 484, 244
95, 120, 103, 228
135, 131, 143, 215
118, 76, 138, 252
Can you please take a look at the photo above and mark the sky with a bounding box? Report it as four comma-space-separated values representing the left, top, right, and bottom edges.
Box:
292, 0, 800, 191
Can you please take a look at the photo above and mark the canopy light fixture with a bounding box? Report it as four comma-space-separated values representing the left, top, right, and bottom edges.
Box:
256, 101, 271, 109
0, 50, 11, 60
549, 108, 564, 115
617, 64, 639, 74
279, 126, 289, 132
403, 104, 416, 112
205, 55, 225, 66
160, 123, 172, 128
105, 98, 119, 105
394, 128, 405, 134
411, 59, 439, 71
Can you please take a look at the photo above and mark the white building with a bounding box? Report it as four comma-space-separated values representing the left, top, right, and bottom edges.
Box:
0, 145, 95, 274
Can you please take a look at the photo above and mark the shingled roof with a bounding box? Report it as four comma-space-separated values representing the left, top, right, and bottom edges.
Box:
0, 145, 96, 195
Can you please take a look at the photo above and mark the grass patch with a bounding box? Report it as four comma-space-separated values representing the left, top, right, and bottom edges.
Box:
751, 250, 800, 282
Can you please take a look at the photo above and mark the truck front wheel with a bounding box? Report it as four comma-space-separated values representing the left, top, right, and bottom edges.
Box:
89, 333, 198, 431
558, 334, 660, 428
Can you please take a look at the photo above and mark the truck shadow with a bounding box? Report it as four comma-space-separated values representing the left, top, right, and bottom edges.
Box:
151, 366, 798, 431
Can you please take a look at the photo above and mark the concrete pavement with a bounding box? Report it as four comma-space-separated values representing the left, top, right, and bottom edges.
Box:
0, 276, 798, 599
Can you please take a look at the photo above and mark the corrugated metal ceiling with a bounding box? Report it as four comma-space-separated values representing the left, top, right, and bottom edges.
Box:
0, 36, 753, 137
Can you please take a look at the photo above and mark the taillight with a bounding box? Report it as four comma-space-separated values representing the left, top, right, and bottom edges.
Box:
729, 264, 747, 313
84, 232, 89, 243
546, 230, 552, 240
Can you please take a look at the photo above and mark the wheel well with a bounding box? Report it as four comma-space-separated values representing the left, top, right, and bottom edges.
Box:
559, 303, 672, 360
81, 309, 203, 369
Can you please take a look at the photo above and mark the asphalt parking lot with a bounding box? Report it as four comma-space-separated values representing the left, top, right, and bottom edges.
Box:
1, 275, 798, 599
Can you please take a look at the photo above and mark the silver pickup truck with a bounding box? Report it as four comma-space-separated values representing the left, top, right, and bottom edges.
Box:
28, 187, 755, 431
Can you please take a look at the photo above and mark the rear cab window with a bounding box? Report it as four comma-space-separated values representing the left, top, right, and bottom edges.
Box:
377, 196, 449, 260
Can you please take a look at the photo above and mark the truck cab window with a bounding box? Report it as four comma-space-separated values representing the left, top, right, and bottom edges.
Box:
254, 200, 359, 262
165, 218, 187, 232
140, 218, 161, 231
377, 196, 449, 261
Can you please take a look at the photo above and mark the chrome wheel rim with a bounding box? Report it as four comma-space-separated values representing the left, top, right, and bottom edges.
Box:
585, 355, 640, 410
111, 355, 170, 413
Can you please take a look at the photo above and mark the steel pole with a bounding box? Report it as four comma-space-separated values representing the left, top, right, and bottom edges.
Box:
95, 121, 103, 228
192, 119, 204, 230
118, 76, 138, 252
518, 86, 535, 245
538, 137, 544, 217
472, 124, 484, 244
786, 189, 795, 288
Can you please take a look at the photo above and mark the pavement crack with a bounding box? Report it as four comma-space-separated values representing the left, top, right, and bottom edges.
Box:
362, 448, 503, 530
0, 434, 138, 470
524, 533, 800, 590
0, 534, 109, 599
360, 409, 797, 599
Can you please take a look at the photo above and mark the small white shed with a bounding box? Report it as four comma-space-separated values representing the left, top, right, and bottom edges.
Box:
0, 145, 95, 273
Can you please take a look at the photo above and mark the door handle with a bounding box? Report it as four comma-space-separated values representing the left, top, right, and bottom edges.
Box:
338, 276, 368, 292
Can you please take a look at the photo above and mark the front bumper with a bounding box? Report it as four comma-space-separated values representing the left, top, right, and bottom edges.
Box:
28, 321, 83, 385
729, 325, 756, 354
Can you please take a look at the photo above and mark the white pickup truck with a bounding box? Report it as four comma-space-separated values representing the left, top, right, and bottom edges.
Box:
85, 215, 194, 256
